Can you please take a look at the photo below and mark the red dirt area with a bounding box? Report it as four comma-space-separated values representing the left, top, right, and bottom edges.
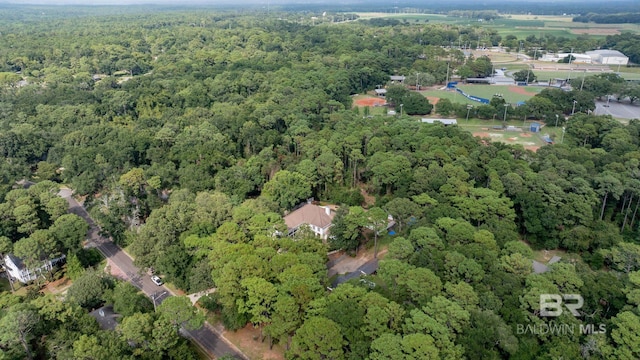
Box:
426, 96, 440, 105
355, 97, 386, 107
508, 86, 534, 96
223, 324, 285, 360
521, 132, 532, 137
525, 146, 540, 152
473, 132, 491, 138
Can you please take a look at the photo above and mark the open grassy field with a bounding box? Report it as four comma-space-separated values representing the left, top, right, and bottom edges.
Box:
456, 121, 557, 152
532, 70, 640, 81
457, 84, 542, 103
354, 13, 640, 38
419, 89, 477, 105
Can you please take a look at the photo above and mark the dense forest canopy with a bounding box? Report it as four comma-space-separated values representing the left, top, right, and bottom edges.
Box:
0, 6, 640, 360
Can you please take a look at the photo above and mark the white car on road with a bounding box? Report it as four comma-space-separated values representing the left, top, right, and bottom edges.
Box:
151, 275, 163, 286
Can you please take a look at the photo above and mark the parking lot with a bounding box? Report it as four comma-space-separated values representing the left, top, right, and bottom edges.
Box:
594, 97, 640, 121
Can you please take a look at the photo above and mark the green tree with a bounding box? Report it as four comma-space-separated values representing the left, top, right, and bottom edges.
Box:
0, 304, 39, 360
385, 198, 421, 233
288, 316, 345, 360
49, 214, 89, 254
367, 207, 388, 259
157, 296, 204, 331
66, 268, 113, 309
238, 277, 277, 342
513, 69, 537, 83
262, 170, 312, 210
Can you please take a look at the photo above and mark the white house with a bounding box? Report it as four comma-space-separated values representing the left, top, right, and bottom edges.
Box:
3, 254, 66, 284
586, 50, 629, 66
283, 203, 335, 240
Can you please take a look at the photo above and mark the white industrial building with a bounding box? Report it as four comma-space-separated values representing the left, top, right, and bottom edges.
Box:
585, 50, 629, 66
540, 53, 592, 63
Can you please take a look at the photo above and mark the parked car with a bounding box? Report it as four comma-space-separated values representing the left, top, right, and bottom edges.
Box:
151, 275, 163, 286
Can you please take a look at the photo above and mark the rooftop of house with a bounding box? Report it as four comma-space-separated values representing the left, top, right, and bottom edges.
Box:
5, 254, 26, 270
284, 203, 335, 230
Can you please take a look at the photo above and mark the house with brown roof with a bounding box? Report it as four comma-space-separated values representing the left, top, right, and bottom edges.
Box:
283, 203, 335, 240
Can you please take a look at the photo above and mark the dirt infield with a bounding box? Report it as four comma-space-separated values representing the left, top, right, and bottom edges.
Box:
427, 96, 440, 106
354, 97, 386, 107
525, 146, 540, 152
473, 132, 491, 138
508, 86, 534, 96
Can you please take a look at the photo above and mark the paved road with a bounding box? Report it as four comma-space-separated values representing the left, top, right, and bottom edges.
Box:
59, 188, 247, 360
332, 258, 379, 287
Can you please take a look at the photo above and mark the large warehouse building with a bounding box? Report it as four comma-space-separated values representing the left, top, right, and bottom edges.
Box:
586, 50, 629, 65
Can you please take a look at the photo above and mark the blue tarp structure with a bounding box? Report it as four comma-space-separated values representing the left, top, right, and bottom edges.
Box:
454, 88, 490, 104
447, 82, 458, 89
388, 230, 396, 236
530, 122, 541, 133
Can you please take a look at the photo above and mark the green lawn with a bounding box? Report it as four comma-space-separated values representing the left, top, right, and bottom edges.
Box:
420, 90, 477, 105
532, 70, 640, 81
457, 84, 542, 103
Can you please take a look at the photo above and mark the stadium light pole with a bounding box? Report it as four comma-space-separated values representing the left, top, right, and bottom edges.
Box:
571, 100, 577, 115
400, 104, 403, 116
555, 114, 559, 127
503, 103, 509, 124
561, 127, 566, 144
580, 70, 586, 91
466, 104, 473, 122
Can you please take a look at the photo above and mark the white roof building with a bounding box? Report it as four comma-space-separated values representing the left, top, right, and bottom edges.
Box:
586, 50, 629, 66
540, 53, 592, 63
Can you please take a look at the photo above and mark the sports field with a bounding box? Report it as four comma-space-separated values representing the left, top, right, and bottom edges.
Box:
455, 85, 542, 104
468, 128, 546, 152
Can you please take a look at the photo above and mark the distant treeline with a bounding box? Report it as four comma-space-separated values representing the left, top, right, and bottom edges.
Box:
573, 12, 640, 24
604, 33, 640, 64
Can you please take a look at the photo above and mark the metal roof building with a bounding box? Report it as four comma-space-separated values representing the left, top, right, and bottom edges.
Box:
586, 50, 629, 66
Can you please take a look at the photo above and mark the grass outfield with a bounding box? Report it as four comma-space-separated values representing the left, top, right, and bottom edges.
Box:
533, 70, 640, 81
419, 90, 477, 105
457, 85, 542, 103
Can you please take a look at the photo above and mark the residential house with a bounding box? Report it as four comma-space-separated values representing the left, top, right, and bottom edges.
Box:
284, 203, 335, 240
3, 253, 66, 284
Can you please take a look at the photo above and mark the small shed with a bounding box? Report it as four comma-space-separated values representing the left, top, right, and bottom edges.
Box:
530, 122, 541, 133
374, 88, 387, 97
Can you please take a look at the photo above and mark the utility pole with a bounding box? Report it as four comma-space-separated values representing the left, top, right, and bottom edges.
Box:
571, 100, 577, 115
567, 47, 574, 81
561, 127, 566, 144
580, 70, 586, 91
555, 114, 559, 127
445, 62, 450, 87
503, 103, 509, 124
466, 105, 473, 121
416, 72, 420, 91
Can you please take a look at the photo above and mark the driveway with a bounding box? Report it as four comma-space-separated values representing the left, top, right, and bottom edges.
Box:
59, 188, 247, 360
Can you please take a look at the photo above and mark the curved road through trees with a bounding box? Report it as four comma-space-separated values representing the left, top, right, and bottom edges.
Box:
58, 188, 247, 360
